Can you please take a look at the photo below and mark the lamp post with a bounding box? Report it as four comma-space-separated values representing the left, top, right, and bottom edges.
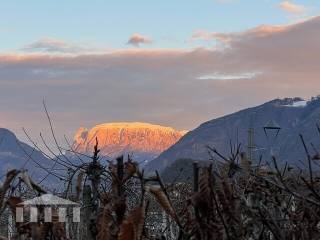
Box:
263, 120, 281, 156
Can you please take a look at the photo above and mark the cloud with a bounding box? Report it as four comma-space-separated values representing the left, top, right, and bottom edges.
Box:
191, 24, 287, 45
279, 1, 307, 14
198, 72, 261, 80
191, 30, 232, 44
1, 16, 320, 144
21, 38, 98, 54
127, 34, 152, 47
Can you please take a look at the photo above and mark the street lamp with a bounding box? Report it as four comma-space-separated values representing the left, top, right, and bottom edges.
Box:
263, 120, 281, 156
263, 120, 281, 140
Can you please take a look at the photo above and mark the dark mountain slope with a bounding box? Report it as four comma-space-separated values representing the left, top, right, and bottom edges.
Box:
0, 128, 52, 183
147, 97, 320, 172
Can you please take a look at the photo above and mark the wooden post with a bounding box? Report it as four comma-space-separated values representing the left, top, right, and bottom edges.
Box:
193, 161, 201, 239
116, 156, 124, 197
82, 185, 93, 240
193, 161, 199, 192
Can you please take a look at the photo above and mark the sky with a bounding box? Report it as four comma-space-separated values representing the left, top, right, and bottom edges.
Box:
0, 0, 320, 146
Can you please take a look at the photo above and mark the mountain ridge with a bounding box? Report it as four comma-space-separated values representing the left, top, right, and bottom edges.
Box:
0, 128, 51, 182
146, 96, 320, 172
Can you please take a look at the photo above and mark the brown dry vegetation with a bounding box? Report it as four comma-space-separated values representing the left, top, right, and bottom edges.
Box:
1, 134, 320, 240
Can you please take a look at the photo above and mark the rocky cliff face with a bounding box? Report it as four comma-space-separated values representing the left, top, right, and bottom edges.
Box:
73, 122, 187, 164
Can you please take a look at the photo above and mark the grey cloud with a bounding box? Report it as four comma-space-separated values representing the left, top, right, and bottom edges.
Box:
21, 38, 98, 54
1, 17, 320, 144
127, 34, 152, 47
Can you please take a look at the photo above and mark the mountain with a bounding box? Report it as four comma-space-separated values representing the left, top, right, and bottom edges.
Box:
161, 158, 211, 183
147, 97, 320, 172
0, 128, 50, 182
72, 122, 187, 164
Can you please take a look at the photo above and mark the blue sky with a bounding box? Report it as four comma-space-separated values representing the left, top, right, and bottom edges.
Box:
1, 0, 319, 51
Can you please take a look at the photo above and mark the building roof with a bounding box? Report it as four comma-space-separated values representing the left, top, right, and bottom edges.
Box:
18, 194, 79, 206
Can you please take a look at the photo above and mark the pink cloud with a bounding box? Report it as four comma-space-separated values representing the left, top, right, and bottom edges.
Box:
279, 1, 306, 14
127, 33, 152, 47
1, 16, 320, 142
21, 37, 100, 54
191, 30, 232, 43
191, 24, 288, 46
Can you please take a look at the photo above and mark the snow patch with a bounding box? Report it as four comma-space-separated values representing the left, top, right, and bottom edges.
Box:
284, 100, 307, 107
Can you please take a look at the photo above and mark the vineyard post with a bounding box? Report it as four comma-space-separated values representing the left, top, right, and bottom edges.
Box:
193, 161, 200, 220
